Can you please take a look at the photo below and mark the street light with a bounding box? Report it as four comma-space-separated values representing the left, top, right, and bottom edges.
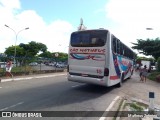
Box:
146, 28, 153, 30
4, 24, 29, 66
145, 27, 154, 39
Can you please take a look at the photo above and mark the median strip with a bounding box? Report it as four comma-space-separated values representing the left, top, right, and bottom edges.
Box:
99, 96, 120, 120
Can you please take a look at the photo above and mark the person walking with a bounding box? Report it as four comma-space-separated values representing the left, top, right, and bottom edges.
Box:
139, 67, 143, 82
141, 65, 148, 82
5, 59, 13, 78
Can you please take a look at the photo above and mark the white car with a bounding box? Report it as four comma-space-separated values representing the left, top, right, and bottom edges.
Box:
151, 66, 156, 70
29, 62, 38, 66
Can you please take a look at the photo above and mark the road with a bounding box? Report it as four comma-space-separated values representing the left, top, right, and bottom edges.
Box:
0, 72, 159, 120
0, 73, 118, 120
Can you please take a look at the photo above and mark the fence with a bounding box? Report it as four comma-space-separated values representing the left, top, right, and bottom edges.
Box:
0, 56, 67, 77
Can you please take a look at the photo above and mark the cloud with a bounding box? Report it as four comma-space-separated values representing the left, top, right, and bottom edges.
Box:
105, 0, 160, 50
106, 0, 160, 26
0, 0, 73, 53
0, 0, 20, 10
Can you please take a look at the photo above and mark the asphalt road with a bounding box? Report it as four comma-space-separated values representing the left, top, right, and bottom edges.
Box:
0, 73, 118, 120
1, 71, 158, 120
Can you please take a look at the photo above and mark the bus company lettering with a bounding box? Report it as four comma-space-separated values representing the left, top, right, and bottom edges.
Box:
70, 48, 105, 53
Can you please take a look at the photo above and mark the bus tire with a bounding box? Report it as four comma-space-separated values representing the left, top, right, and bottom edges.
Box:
128, 70, 134, 79
116, 73, 124, 87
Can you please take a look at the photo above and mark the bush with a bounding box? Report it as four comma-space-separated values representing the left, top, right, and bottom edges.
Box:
156, 75, 160, 83
157, 57, 160, 72
130, 103, 144, 111
147, 71, 160, 81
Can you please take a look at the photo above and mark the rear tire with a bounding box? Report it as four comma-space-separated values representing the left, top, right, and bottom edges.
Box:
128, 70, 134, 79
116, 73, 124, 87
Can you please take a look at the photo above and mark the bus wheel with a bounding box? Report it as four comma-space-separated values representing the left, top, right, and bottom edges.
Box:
128, 70, 134, 79
116, 74, 124, 88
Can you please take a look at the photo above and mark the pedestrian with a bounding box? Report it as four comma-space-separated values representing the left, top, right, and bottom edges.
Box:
5, 59, 13, 78
141, 65, 148, 82
135, 64, 139, 72
139, 67, 143, 82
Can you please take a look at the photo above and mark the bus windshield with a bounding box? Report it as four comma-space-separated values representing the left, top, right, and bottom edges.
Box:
71, 30, 107, 47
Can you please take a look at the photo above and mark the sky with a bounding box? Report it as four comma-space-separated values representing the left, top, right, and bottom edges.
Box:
1, 0, 160, 55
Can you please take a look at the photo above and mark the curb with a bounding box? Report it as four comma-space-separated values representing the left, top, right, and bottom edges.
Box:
115, 99, 126, 120
102, 96, 122, 120
0, 72, 67, 83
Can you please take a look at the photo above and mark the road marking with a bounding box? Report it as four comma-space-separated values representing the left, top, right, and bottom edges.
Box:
99, 96, 120, 120
0, 87, 2, 88
71, 84, 86, 88
0, 102, 24, 111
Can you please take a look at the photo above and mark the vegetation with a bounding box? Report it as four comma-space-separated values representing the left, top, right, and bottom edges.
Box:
2, 41, 68, 64
157, 57, 160, 72
0, 66, 33, 77
132, 38, 160, 60
132, 38, 160, 80
129, 102, 144, 111
148, 72, 159, 81
5, 41, 47, 58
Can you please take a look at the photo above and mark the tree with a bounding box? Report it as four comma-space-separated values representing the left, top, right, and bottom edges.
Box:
157, 57, 160, 72
52, 52, 68, 61
19, 41, 47, 57
39, 51, 53, 58
5, 41, 48, 65
132, 38, 160, 60
5, 45, 25, 58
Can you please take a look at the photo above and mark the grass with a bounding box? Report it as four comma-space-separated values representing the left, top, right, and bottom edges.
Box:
147, 71, 160, 81
12, 66, 33, 72
0, 66, 34, 76
130, 102, 144, 111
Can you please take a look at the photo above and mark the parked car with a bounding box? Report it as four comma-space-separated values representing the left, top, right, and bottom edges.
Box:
54, 63, 61, 68
151, 66, 156, 70
29, 62, 38, 66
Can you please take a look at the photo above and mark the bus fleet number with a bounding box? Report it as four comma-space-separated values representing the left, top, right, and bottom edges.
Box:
97, 69, 102, 74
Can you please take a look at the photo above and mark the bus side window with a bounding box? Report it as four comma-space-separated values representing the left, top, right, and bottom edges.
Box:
120, 43, 124, 55
112, 35, 117, 53
123, 45, 126, 57
117, 39, 120, 54
122, 44, 125, 55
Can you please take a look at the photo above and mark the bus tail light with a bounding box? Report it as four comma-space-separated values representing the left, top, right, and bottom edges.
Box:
104, 68, 109, 76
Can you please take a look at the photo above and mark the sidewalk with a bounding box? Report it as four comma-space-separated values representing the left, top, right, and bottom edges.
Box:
0, 71, 67, 83
129, 71, 160, 108
112, 71, 160, 120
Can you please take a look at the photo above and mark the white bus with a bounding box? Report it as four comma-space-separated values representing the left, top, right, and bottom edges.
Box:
67, 29, 135, 87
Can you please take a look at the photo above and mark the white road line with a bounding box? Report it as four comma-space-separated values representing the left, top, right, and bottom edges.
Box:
0, 87, 2, 88
0, 102, 24, 111
1, 79, 12, 82
71, 84, 86, 88
99, 96, 120, 120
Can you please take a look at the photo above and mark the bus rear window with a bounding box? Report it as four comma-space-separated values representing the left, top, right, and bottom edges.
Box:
70, 30, 107, 47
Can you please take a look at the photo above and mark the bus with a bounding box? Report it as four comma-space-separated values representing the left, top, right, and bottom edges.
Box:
67, 29, 135, 87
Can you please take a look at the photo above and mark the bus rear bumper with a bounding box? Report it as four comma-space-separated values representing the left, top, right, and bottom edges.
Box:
68, 74, 108, 86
